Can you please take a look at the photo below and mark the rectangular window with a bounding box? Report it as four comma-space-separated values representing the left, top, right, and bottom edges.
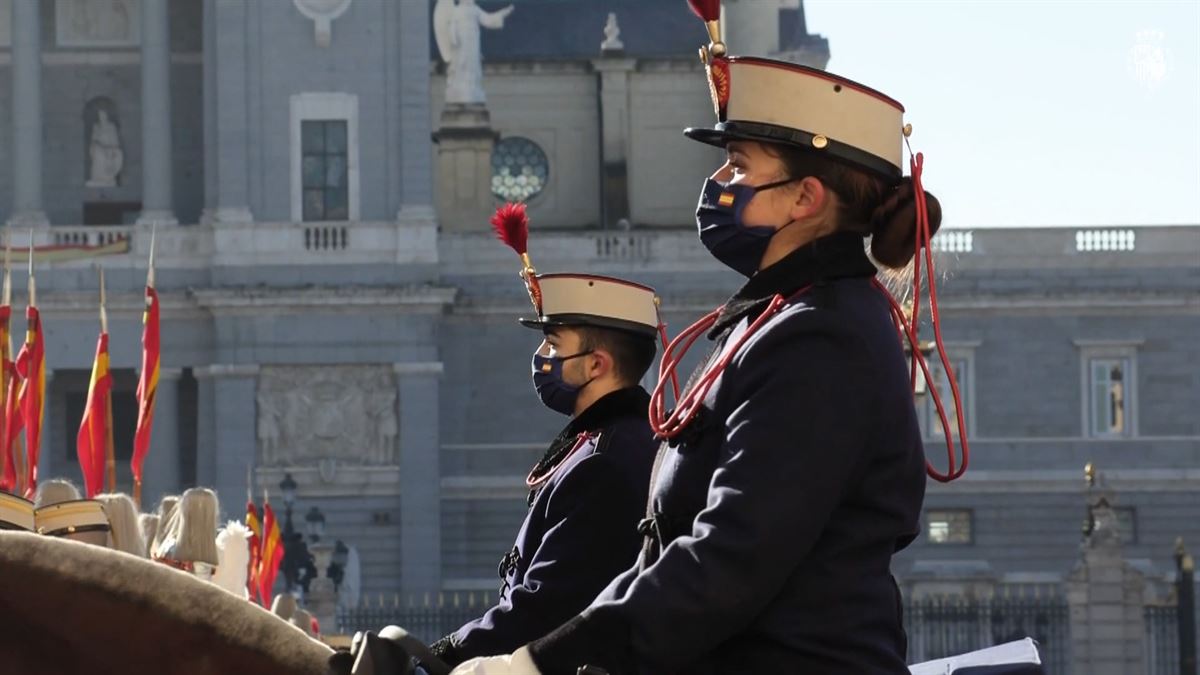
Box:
300, 120, 350, 222
926, 509, 972, 545
922, 358, 969, 439
1089, 357, 1130, 437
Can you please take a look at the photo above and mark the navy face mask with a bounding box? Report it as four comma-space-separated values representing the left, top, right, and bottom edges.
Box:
532, 351, 594, 416
695, 177, 796, 277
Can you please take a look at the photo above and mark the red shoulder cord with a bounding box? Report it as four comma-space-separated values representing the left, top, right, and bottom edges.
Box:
526, 432, 598, 489
649, 152, 969, 482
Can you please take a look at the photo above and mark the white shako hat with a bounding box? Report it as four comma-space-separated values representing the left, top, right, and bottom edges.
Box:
0, 492, 35, 532
519, 273, 660, 338
35, 499, 111, 539
684, 53, 907, 182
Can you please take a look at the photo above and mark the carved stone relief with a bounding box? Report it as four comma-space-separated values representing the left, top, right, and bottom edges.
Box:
56, 0, 141, 47
257, 365, 398, 469
293, 0, 353, 48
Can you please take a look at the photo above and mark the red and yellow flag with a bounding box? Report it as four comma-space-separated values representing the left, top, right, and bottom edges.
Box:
1, 364, 23, 494
132, 285, 160, 498
76, 333, 112, 499
258, 503, 285, 606
246, 499, 263, 605
0, 304, 13, 494
16, 305, 45, 499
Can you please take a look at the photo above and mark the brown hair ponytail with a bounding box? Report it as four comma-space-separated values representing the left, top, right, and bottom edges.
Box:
868, 177, 942, 269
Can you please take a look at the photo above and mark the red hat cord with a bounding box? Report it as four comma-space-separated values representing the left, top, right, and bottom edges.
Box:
651, 291, 804, 441
490, 202, 680, 402
872, 147, 970, 483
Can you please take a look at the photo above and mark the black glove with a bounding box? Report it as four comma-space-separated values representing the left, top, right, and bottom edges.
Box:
429, 635, 463, 668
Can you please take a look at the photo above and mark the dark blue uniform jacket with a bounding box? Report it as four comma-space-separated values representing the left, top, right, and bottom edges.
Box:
432, 387, 656, 667
529, 232, 928, 674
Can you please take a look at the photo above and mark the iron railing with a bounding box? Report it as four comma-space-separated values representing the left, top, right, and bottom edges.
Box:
332, 590, 1200, 674
336, 592, 498, 644
904, 593, 1071, 674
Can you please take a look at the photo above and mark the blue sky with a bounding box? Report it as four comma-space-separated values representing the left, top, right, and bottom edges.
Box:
804, 0, 1200, 228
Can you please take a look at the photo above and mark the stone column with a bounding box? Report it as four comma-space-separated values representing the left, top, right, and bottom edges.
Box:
202, 0, 253, 225
200, 0, 218, 223
137, 0, 178, 226
721, 0, 783, 57
9, 0, 47, 227
434, 107, 498, 232
592, 57, 636, 229
306, 541, 338, 631
395, 0, 435, 224
1067, 472, 1147, 675
394, 361, 443, 595
140, 368, 182, 507
195, 364, 259, 521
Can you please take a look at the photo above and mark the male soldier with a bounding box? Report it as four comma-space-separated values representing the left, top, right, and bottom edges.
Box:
430, 272, 661, 668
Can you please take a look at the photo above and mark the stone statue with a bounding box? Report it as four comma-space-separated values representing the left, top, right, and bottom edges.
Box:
371, 389, 398, 464
257, 391, 282, 466
86, 109, 123, 188
433, 0, 515, 105
601, 12, 624, 53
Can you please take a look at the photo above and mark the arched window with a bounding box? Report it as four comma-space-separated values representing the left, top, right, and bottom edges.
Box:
490, 137, 549, 202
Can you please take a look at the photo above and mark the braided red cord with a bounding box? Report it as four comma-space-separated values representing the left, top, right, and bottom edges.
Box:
650, 293, 798, 440
896, 151, 970, 482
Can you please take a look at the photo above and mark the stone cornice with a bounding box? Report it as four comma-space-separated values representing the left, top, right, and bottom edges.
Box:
194, 364, 261, 379
189, 285, 459, 313
393, 362, 445, 377
925, 468, 1200, 494
32, 290, 200, 316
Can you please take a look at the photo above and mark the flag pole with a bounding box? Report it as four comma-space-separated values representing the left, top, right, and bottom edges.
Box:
100, 267, 116, 493
14, 233, 34, 496
3, 225, 11, 307
27, 230, 34, 308
133, 226, 157, 506
0, 228, 10, 495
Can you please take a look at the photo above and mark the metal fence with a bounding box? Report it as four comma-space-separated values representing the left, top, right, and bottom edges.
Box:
335, 590, 1196, 674
336, 592, 498, 644
1147, 604, 1180, 675
904, 593, 1071, 675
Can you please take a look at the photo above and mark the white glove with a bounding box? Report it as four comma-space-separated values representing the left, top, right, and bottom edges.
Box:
449, 646, 541, 675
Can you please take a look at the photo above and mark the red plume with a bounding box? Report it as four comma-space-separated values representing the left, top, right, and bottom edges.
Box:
490, 202, 529, 256
687, 0, 721, 22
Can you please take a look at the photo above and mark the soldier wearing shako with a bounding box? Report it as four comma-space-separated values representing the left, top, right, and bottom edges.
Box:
448, 2, 972, 674
429, 203, 663, 668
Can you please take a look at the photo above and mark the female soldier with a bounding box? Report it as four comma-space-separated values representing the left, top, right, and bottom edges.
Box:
448, 11, 968, 675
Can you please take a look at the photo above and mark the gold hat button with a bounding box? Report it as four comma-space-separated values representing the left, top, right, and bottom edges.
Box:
812, 135, 829, 149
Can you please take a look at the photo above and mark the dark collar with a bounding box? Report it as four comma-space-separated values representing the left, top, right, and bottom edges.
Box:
528, 386, 651, 499
564, 386, 651, 438
708, 231, 877, 338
